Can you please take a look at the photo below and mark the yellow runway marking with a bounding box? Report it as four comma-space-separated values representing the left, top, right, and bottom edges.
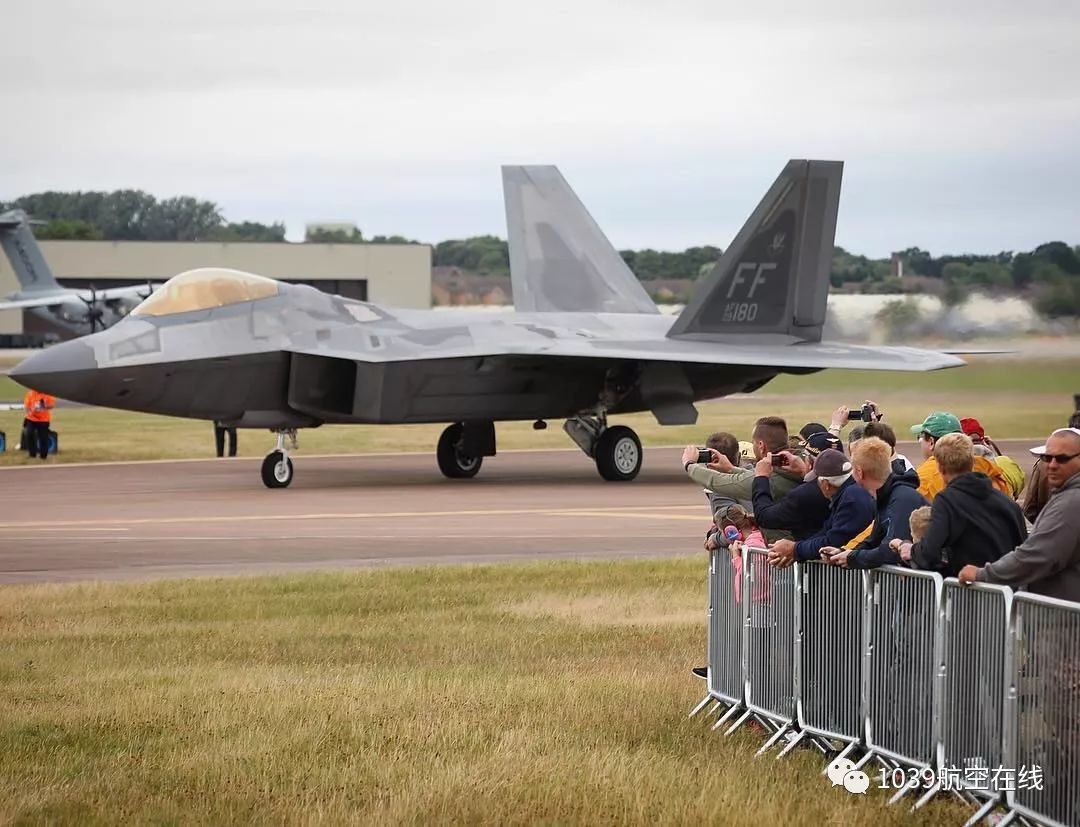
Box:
0, 504, 700, 530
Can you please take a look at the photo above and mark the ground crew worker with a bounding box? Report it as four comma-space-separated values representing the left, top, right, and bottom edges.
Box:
214, 420, 238, 458
23, 388, 56, 460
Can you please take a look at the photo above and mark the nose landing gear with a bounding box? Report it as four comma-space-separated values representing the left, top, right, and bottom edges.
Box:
261, 429, 297, 488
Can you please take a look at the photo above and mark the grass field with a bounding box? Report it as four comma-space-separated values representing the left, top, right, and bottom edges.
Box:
1, 355, 1076, 465
0, 558, 966, 824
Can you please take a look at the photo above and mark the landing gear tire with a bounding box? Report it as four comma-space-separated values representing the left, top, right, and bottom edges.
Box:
437, 423, 483, 479
261, 450, 294, 488
595, 425, 642, 482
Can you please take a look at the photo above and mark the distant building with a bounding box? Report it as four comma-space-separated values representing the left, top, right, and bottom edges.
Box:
0, 239, 431, 337
890, 253, 905, 279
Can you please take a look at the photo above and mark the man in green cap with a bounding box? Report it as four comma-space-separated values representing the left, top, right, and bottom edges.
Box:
910, 411, 1009, 501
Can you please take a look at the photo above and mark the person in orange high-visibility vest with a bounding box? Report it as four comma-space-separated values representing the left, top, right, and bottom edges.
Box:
23, 389, 56, 460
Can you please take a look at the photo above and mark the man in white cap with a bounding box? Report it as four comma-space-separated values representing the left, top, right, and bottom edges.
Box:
959, 427, 1080, 601
766, 448, 876, 568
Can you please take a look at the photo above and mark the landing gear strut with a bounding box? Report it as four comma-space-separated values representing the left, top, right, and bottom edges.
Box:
564, 412, 643, 482
261, 429, 297, 488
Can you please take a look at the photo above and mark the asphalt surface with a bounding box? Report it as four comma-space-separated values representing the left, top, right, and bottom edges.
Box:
0, 440, 1041, 585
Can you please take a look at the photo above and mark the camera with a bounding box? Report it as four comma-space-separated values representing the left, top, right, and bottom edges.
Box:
770, 452, 788, 468
697, 448, 713, 464
847, 403, 879, 422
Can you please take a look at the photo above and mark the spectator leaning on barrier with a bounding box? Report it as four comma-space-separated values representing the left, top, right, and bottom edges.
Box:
682, 417, 804, 541
766, 448, 876, 568
1023, 410, 1080, 523
824, 436, 927, 569
959, 427, 1080, 602
910, 411, 1009, 501
751, 432, 834, 542
896, 433, 1027, 577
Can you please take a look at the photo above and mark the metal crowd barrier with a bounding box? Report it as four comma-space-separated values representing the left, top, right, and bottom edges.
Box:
689, 547, 743, 728
856, 566, 943, 805
1008, 593, 1080, 827
733, 547, 798, 754
786, 562, 864, 763
690, 549, 1080, 826
930, 580, 1012, 819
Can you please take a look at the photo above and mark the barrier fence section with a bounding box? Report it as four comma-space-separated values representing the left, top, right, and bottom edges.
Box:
693, 551, 1080, 824
935, 580, 1012, 819
1008, 593, 1080, 827
689, 547, 744, 728
730, 547, 798, 754
788, 562, 863, 762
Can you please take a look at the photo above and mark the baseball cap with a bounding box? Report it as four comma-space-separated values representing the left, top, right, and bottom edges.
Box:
1030, 427, 1080, 457
738, 441, 755, 463
960, 417, 986, 440
805, 431, 843, 456
804, 448, 853, 483
799, 422, 828, 440
909, 412, 962, 439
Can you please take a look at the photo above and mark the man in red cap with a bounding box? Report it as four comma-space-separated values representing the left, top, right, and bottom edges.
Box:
961, 416, 1026, 499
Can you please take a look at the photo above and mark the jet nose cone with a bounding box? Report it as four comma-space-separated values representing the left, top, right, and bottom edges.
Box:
9, 340, 98, 400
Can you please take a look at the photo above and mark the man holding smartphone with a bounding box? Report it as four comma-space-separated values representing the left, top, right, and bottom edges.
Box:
681, 416, 805, 543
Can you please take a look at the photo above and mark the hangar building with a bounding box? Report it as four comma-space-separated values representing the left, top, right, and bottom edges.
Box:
0, 240, 432, 338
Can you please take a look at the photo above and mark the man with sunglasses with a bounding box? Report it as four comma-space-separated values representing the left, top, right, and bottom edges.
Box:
959, 427, 1080, 601
959, 427, 1080, 824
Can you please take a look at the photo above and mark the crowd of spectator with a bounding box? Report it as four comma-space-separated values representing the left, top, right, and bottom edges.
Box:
681, 404, 1080, 603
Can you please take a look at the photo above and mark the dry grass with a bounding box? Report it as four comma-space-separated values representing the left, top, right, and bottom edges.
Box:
0, 558, 966, 825
1, 355, 1076, 466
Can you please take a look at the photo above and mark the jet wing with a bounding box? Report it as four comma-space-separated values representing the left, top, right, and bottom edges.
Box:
0, 284, 156, 312
0, 293, 71, 310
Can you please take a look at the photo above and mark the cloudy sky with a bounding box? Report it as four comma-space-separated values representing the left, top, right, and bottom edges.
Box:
5, 1, 1079, 255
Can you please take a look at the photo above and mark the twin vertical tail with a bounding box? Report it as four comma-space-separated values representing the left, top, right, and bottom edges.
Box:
502, 166, 659, 314
0, 210, 61, 295
667, 160, 843, 343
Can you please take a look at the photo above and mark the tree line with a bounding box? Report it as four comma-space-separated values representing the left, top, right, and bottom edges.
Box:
4, 189, 1079, 315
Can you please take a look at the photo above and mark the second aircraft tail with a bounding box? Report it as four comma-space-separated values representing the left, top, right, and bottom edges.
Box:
0, 210, 62, 295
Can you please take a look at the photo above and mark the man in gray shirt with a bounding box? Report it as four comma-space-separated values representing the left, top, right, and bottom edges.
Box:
959, 427, 1080, 601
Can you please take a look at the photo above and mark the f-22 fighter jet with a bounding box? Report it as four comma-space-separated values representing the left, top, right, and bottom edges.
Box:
11, 160, 962, 488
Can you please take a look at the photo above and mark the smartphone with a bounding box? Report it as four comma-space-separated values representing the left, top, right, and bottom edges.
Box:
697, 449, 712, 464
770, 453, 788, 468
846, 407, 864, 422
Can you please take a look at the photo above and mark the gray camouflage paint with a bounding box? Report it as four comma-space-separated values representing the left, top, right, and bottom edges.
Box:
11, 160, 964, 431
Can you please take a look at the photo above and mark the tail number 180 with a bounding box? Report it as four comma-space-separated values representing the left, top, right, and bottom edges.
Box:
722, 302, 758, 323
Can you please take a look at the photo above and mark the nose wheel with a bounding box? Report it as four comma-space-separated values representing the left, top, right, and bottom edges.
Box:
261, 430, 296, 488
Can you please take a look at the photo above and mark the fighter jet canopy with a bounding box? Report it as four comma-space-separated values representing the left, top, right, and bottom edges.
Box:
131, 268, 279, 317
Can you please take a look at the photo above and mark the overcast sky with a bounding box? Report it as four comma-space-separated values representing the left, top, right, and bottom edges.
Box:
5, 1, 1079, 256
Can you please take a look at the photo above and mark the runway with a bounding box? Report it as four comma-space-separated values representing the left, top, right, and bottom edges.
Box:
0, 440, 1041, 584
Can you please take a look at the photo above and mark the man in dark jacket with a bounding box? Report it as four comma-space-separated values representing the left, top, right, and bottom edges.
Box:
751, 431, 835, 541
767, 449, 876, 567
899, 433, 1027, 577
823, 436, 928, 569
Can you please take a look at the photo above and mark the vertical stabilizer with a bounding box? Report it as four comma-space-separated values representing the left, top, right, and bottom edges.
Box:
0, 210, 61, 294
667, 160, 842, 342
502, 166, 658, 314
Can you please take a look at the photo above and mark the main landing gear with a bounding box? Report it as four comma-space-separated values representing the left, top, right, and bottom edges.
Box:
436, 421, 495, 479
564, 412, 643, 482
261, 429, 297, 488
